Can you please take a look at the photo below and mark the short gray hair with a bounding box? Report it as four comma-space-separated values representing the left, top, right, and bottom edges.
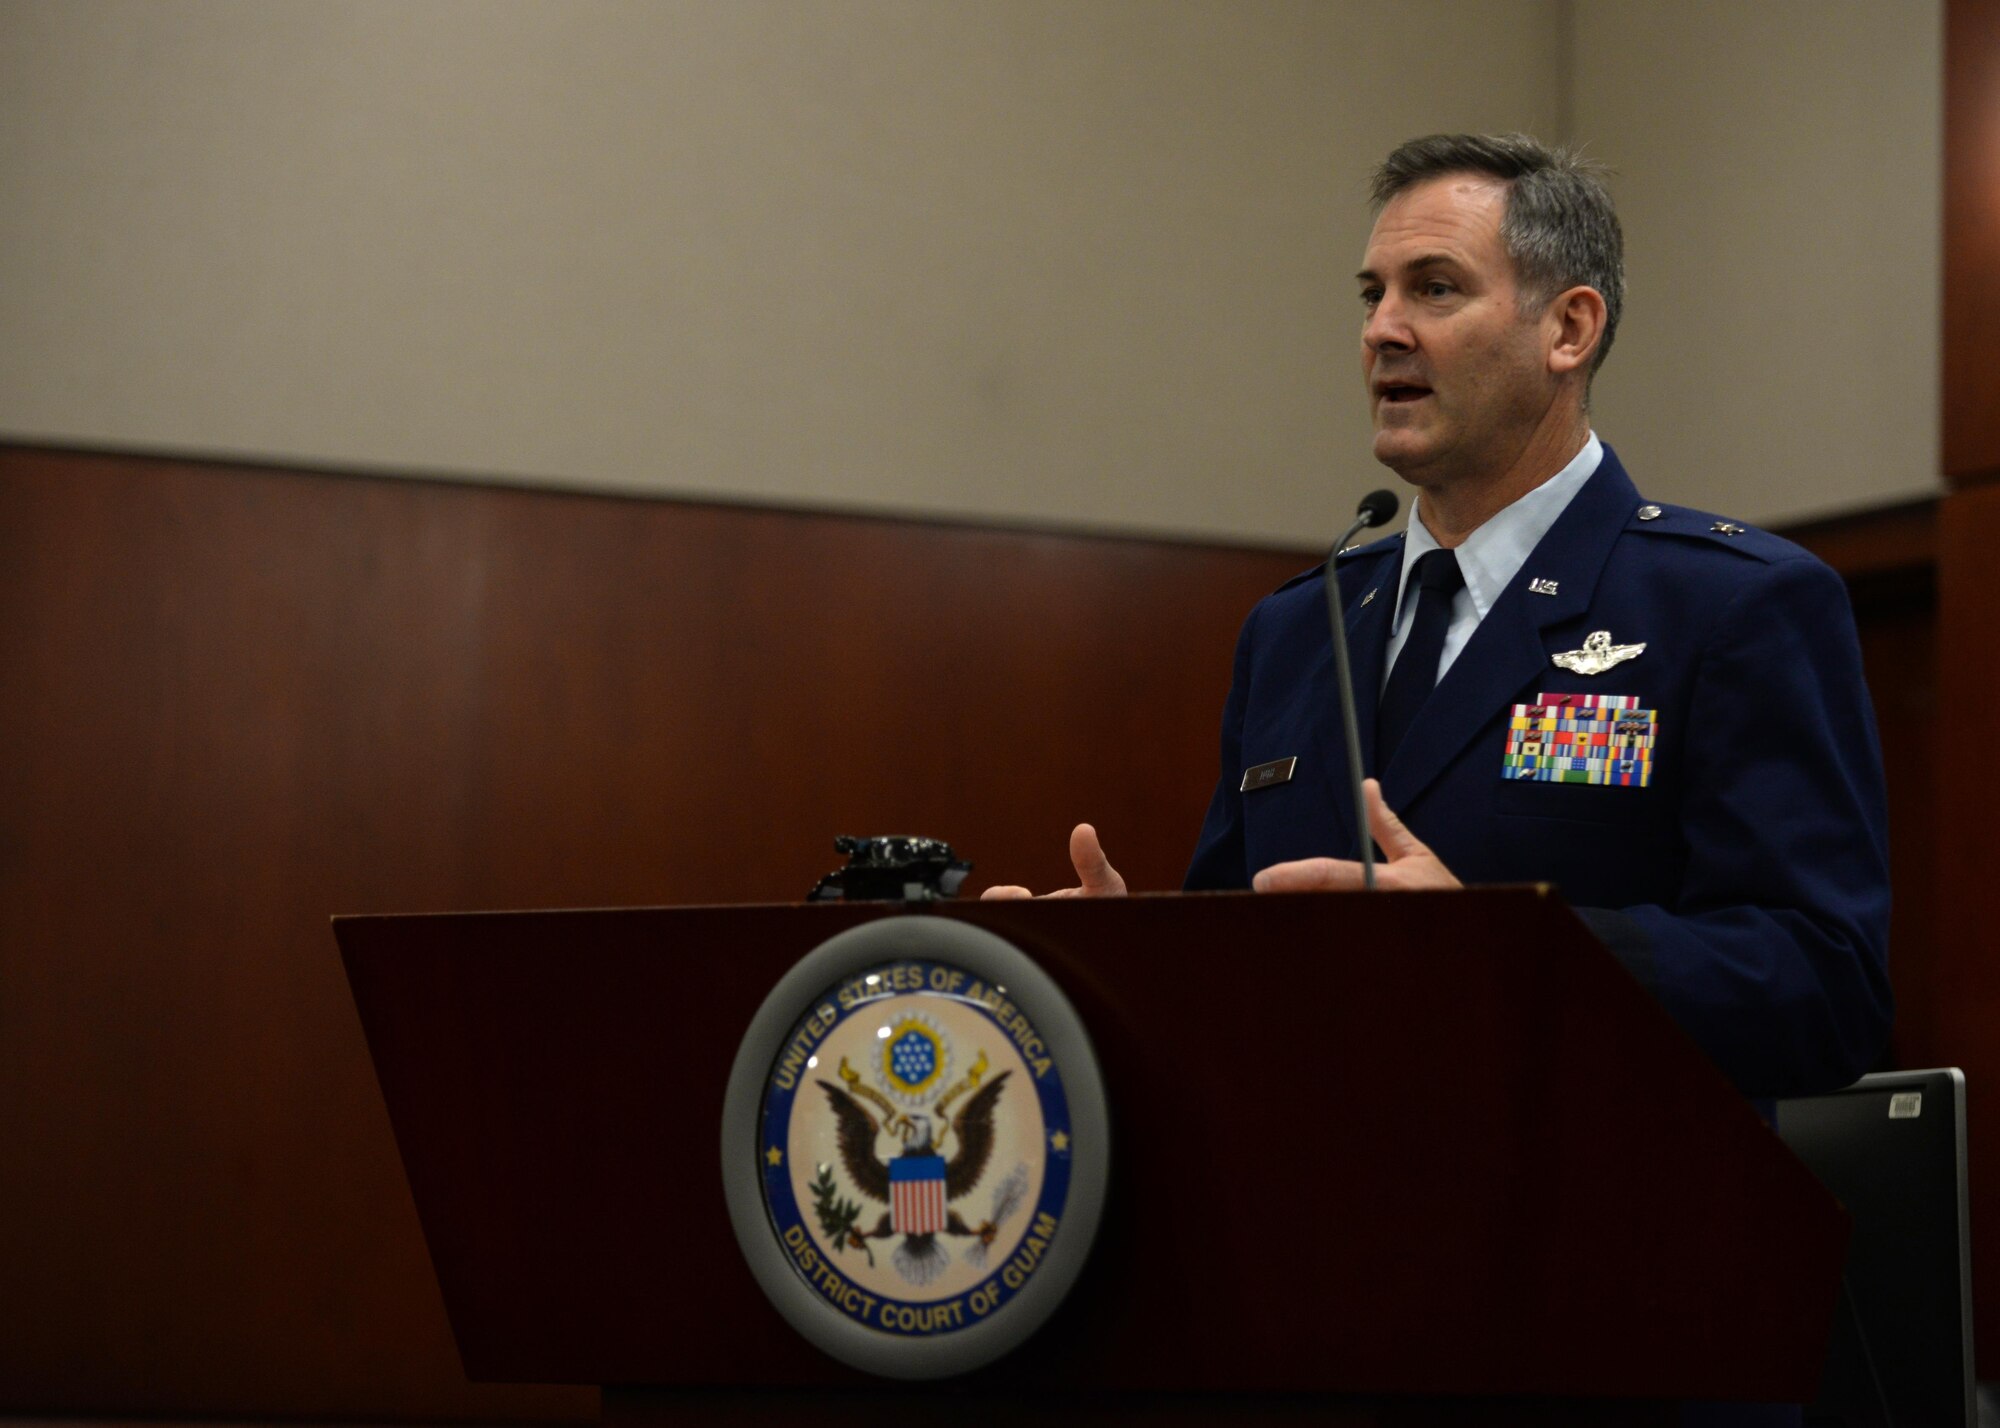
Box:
1371, 133, 1625, 374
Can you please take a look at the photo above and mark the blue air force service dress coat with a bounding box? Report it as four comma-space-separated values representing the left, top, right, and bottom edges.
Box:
1184, 447, 1892, 1100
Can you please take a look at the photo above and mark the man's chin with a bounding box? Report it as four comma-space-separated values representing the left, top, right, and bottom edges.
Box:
1371, 429, 1432, 477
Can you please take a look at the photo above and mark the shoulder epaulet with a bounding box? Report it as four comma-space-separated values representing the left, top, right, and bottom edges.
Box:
1625, 501, 1798, 563
1336, 529, 1404, 563
1271, 562, 1327, 595
1270, 529, 1402, 595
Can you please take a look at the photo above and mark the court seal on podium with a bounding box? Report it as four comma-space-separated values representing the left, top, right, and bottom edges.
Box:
721, 915, 1109, 1378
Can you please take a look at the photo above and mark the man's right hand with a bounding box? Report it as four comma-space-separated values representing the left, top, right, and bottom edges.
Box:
980, 823, 1128, 899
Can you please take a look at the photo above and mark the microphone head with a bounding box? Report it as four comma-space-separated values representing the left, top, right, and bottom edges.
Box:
1355, 488, 1400, 529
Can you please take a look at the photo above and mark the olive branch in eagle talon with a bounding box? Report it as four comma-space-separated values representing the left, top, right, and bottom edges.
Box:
815, 1062, 1013, 1284
809, 1164, 875, 1267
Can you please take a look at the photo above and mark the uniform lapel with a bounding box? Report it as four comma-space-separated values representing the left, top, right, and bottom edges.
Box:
1340, 544, 1399, 777
1299, 543, 1400, 855
1378, 449, 1641, 814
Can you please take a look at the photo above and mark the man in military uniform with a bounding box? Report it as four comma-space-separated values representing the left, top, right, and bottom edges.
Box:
987, 133, 1892, 1108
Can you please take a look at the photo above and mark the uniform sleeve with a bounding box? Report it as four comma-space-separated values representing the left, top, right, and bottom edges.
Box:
1615, 555, 1893, 1098
1183, 606, 1258, 892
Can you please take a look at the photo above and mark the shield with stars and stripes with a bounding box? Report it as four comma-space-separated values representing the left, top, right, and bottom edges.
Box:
889, 1154, 948, 1235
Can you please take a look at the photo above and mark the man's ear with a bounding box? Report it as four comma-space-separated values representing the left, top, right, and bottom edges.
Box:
1546, 285, 1609, 378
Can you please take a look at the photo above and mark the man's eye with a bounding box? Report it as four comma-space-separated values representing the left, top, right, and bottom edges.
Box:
1424, 281, 1454, 298
1359, 288, 1382, 307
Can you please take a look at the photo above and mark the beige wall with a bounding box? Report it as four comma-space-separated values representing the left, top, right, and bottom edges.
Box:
1576, 1, 1942, 523
0, 0, 1940, 545
0, 0, 1565, 546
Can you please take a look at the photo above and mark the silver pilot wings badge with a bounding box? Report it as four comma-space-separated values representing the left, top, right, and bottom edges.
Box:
1551, 630, 1646, 676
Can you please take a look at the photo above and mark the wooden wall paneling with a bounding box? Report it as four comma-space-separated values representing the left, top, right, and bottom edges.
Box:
1855, 595, 1943, 1073
1937, 0, 2000, 1375
1936, 483, 2000, 1377
1945, 0, 2000, 484
0, 444, 1311, 1418
0, 453, 592, 1421
0, 440, 1955, 1416
1780, 498, 1938, 587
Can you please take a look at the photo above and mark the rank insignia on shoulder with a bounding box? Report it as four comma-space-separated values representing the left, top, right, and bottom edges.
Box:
1551, 629, 1645, 675
1504, 692, 1656, 788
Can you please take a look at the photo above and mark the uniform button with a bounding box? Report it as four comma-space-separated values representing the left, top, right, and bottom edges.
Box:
1636, 504, 1663, 520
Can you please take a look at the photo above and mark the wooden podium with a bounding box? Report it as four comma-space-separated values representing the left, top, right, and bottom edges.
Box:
335, 888, 1847, 1425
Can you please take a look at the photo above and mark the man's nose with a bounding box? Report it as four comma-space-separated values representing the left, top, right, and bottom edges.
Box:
1364, 293, 1413, 353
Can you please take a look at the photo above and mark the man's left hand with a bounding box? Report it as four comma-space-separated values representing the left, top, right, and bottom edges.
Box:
1251, 779, 1462, 893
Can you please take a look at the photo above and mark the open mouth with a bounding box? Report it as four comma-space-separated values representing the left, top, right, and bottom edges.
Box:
1378, 382, 1432, 404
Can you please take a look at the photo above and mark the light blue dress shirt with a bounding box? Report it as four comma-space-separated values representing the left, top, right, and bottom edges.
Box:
1382, 431, 1605, 689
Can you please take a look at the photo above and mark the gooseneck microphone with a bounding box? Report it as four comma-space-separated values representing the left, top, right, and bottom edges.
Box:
1325, 489, 1400, 890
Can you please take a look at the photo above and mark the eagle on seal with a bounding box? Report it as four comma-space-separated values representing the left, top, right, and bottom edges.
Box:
816, 1070, 1012, 1285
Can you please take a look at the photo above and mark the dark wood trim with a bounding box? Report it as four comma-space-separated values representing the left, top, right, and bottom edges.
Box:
0, 438, 1322, 560
1944, 0, 2000, 483
1939, 0, 2000, 1359
1773, 497, 1939, 619
1772, 496, 1937, 580
1934, 484, 2000, 1373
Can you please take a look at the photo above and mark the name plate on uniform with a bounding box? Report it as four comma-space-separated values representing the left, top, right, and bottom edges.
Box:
1240, 756, 1298, 792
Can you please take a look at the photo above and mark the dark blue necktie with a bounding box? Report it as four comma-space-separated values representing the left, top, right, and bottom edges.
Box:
1376, 548, 1465, 771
